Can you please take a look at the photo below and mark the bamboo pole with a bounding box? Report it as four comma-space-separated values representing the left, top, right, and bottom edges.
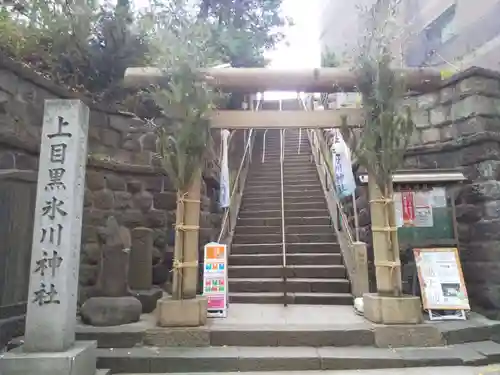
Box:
368, 177, 402, 296
181, 169, 202, 299
172, 190, 185, 300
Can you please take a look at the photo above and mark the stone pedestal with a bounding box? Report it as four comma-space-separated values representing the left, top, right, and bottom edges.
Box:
363, 293, 423, 324
156, 296, 207, 327
128, 227, 162, 313
1, 340, 97, 375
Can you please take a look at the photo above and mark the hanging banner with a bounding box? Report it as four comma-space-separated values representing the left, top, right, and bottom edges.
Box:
414, 248, 470, 311
330, 129, 356, 199
203, 242, 228, 318
219, 129, 230, 208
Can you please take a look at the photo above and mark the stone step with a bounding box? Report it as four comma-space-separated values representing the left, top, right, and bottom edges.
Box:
244, 188, 324, 200
246, 178, 320, 188
235, 225, 333, 236
97, 341, 500, 372
242, 194, 325, 203
247, 174, 319, 183
238, 209, 330, 219
229, 253, 343, 266
228, 265, 346, 279
264, 149, 312, 155
233, 232, 336, 244
253, 165, 317, 173
248, 171, 318, 179
243, 190, 325, 200
230, 243, 341, 255
228, 278, 350, 293
236, 216, 332, 227
246, 178, 320, 187
245, 184, 322, 193
261, 154, 313, 160
240, 201, 326, 211
228, 292, 353, 305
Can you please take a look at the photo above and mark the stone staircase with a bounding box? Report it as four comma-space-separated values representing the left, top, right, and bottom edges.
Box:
228, 129, 352, 305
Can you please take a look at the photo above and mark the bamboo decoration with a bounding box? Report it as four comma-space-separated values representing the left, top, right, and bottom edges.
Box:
155, 64, 219, 301
341, 3, 415, 297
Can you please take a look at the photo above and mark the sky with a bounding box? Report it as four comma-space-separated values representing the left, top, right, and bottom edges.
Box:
133, 0, 321, 98
267, 0, 321, 69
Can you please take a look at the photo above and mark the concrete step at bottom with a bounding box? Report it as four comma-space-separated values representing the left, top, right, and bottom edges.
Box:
228, 277, 350, 293
230, 243, 341, 255
105, 341, 500, 373
229, 253, 343, 266
228, 292, 353, 305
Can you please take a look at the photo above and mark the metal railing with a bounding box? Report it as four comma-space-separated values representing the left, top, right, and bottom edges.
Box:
280, 127, 287, 306
262, 129, 269, 163
217, 99, 261, 245
298, 96, 368, 297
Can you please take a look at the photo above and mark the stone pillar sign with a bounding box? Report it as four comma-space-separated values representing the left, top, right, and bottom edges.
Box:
1, 100, 97, 375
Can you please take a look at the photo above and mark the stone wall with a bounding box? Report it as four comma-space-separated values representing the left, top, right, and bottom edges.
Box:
0, 58, 222, 311
343, 67, 500, 316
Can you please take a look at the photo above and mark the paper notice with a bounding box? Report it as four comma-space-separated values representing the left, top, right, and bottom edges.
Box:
393, 192, 403, 228
430, 187, 447, 208
415, 206, 434, 227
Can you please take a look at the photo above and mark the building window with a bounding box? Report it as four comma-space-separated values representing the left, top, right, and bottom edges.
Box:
425, 5, 456, 45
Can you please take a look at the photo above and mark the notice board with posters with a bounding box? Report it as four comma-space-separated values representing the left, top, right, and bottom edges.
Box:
413, 247, 470, 320
394, 187, 456, 247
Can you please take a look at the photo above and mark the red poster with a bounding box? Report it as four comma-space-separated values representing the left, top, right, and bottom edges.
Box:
401, 191, 415, 225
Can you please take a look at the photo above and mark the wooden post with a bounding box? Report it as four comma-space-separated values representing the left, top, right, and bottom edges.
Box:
368, 176, 402, 296
181, 169, 202, 299
172, 191, 185, 300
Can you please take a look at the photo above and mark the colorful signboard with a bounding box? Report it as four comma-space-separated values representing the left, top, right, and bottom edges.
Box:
414, 247, 470, 311
203, 242, 228, 318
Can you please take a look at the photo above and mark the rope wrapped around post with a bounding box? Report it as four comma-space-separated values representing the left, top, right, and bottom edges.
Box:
171, 195, 201, 276
369, 195, 401, 288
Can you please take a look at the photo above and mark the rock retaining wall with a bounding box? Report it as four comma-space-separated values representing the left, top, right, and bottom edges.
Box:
338, 67, 500, 316
0, 58, 222, 315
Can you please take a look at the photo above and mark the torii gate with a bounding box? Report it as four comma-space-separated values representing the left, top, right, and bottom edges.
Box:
123, 66, 442, 327
124, 66, 441, 129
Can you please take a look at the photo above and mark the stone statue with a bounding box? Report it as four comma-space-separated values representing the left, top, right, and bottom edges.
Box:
96, 216, 132, 297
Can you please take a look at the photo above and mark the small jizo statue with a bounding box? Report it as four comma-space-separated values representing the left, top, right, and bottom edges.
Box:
96, 216, 132, 297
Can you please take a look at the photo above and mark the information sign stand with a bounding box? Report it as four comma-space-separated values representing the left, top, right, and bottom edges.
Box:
414, 247, 470, 321
203, 242, 228, 318
428, 309, 466, 321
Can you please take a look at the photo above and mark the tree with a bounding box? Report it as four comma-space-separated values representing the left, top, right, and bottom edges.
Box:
199, 0, 288, 68
0, 0, 151, 104
341, 0, 414, 297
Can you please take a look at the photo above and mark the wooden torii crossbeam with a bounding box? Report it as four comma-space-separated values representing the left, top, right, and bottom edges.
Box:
123, 67, 442, 129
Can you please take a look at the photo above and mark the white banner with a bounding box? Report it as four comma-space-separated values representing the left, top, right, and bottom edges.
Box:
330, 129, 356, 199
219, 129, 230, 208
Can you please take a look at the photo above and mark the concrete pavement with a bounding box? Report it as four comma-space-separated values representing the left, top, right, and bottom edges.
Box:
123, 366, 500, 375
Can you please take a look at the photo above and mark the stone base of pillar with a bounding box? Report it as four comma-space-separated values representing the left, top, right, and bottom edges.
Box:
363, 293, 423, 324
156, 296, 208, 327
0, 340, 97, 375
